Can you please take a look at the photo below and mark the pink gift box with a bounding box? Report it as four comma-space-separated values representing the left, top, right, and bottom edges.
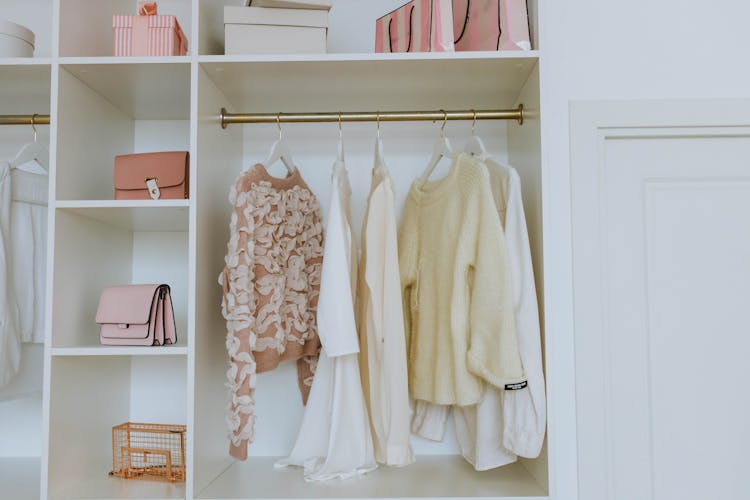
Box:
113, 14, 188, 56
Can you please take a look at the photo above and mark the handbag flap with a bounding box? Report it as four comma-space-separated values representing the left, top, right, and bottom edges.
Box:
114, 151, 188, 190
96, 284, 160, 325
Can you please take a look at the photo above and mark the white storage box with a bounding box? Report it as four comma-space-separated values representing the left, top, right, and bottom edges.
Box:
224, 6, 327, 55
0, 19, 35, 57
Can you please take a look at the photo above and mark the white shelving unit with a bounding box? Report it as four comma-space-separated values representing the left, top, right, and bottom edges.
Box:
0, 1, 550, 499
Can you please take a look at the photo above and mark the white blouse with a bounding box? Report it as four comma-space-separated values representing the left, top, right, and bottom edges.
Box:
276, 160, 377, 481
11, 167, 47, 344
358, 160, 414, 467
0, 162, 21, 387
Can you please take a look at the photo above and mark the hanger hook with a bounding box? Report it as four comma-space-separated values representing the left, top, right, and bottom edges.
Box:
440, 110, 448, 138
31, 114, 38, 142
376, 111, 381, 139
338, 112, 343, 139
471, 110, 478, 136
276, 113, 282, 140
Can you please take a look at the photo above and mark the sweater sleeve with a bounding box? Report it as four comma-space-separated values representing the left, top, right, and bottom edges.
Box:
501, 170, 546, 458
466, 170, 526, 389
397, 197, 419, 356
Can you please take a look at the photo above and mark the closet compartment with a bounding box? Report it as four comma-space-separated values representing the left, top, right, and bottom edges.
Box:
194, 54, 547, 499
47, 355, 187, 499
51, 205, 189, 352
198, 0, 540, 56
59, 0, 192, 57
0, 64, 51, 500
56, 62, 191, 201
0, 0, 53, 59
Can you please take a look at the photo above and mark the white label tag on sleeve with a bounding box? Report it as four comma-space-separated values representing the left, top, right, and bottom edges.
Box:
146, 178, 160, 200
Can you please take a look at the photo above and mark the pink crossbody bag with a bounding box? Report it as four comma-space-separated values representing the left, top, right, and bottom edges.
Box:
96, 284, 177, 346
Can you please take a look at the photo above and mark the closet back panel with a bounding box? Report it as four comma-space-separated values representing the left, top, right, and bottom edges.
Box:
132, 231, 190, 343
0, 66, 51, 162
0, 344, 44, 457
52, 210, 133, 348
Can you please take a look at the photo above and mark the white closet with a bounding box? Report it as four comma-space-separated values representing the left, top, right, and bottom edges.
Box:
0, 1, 548, 499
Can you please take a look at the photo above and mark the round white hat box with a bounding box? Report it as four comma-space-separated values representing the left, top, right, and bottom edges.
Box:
0, 19, 35, 57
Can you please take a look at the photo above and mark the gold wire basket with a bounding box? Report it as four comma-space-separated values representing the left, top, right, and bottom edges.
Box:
111, 422, 187, 483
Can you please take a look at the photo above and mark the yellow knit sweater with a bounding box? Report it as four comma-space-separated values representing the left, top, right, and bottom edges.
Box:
399, 154, 525, 406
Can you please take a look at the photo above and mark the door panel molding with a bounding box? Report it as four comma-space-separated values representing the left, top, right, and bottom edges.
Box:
570, 100, 750, 500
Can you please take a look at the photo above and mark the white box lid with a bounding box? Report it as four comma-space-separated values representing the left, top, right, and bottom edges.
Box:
0, 19, 35, 46
244, 0, 332, 10
225, 6, 328, 28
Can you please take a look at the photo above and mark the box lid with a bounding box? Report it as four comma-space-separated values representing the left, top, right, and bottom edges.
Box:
225, 6, 328, 28
112, 14, 183, 30
244, 0, 332, 10
0, 19, 35, 46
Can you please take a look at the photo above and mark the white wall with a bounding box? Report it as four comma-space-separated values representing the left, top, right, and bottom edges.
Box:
541, 1, 750, 499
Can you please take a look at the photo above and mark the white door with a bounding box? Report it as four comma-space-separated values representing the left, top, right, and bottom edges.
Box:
570, 100, 750, 500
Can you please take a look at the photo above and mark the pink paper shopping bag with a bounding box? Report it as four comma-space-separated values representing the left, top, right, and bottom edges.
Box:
376, 0, 455, 53
452, 0, 531, 51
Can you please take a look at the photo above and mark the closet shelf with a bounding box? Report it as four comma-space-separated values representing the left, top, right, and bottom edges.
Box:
56, 200, 190, 209
51, 345, 188, 357
0, 57, 52, 67
197, 456, 548, 499
56, 203, 189, 232
50, 472, 185, 500
198, 50, 540, 64
58, 56, 191, 66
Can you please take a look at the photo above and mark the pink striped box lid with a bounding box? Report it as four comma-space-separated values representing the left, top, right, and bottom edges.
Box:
112, 14, 183, 30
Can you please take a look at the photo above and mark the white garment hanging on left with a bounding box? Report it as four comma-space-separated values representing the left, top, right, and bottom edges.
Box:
0, 161, 21, 387
11, 165, 48, 344
276, 160, 377, 482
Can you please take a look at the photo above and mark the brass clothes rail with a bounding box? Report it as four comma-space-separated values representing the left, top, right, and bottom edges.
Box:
0, 114, 51, 126
220, 105, 524, 129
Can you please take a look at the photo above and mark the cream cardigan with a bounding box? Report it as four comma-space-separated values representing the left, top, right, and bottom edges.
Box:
399, 154, 525, 405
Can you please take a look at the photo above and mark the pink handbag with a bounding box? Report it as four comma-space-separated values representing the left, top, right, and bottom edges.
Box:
114, 151, 189, 200
96, 284, 177, 346
375, 0, 455, 53
452, 0, 531, 51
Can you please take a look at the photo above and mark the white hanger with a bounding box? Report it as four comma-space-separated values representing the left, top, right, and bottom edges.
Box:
260, 113, 296, 174
417, 110, 455, 186
337, 112, 345, 162
374, 111, 386, 167
464, 110, 487, 156
10, 114, 48, 173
